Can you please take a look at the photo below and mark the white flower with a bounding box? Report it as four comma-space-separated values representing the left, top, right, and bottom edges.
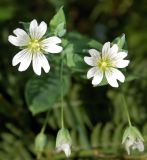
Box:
8, 19, 63, 75
124, 136, 144, 155
56, 128, 72, 157
56, 142, 71, 157
84, 42, 130, 87
122, 126, 144, 155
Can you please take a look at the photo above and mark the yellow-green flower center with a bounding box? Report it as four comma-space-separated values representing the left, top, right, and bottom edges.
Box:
98, 57, 112, 71
28, 39, 41, 52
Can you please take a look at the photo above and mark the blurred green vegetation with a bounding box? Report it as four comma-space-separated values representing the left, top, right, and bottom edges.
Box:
0, 0, 147, 159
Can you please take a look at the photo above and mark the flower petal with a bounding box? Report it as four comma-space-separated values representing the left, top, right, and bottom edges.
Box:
12, 28, 30, 46
32, 52, 50, 75
110, 44, 118, 55
105, 68, 125, 87
32, 52, 42, 75
102, 42, 110, 58
13, 28, 30, 40
89, 49, 100, 58
62, 143, 71, 157
41, 36, 61, 45
92, 69, 103, 86
84, 56, 97, 66
29, 19, 38, 39
18, 51, 32, 71
39, 54, 50, 73
125, 138, 134, 155
12, 49, 30, 65
117, 51, 128, 59
8, 35, 29, 46
37, 21, 47, 39
115, 60, 130, 68
12, 49, 32, 71
43, 44, 63, 53
135, 141, 144, 152
87, 67, 98, 79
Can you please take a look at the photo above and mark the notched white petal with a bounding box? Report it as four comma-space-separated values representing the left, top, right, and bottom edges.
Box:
112, 68, 125, 82
12, 49, 26, 66
39, 54, 50, 73
105, 69, 119, 87
32, 53, 50, 75
43, 44, 63, 53
87, 67, 98, 79
84, 56, 97, 66
12, 49, 32, 71
32, 52, 42, 75
8, 35, 19, 46
13, 28, 30, 39
8, 35, 28, 46
105, 68, 125, 87
42, 37, 61, 45
56, 143, 71, 157
37, 21, 47, 39
18, 51, 32, 71
102, 42, 110, 55
89, 49, 100, 58
92, 69, 103, 86
115, 60, 130, 68
29, 19, 38, 39
110, 44, 118, 55
117, 51, 128, 59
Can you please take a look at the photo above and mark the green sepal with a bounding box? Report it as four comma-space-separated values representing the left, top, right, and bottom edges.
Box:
112, 33, 127, 50
56, 128, 72, 148
19, 22, 30, 32
35, 132, 47, 153
122, 126, 144, 144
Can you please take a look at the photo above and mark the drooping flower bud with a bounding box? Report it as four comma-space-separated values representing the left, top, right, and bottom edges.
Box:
35, 132, 47, 153
122, 126, 144, 155
56, 128, 72, 157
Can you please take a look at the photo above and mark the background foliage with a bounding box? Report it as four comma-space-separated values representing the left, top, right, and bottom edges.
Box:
0, 0, 147, 159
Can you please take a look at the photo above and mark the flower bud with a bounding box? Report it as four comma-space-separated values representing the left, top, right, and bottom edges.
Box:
35, 132, 47, 153
56, 128, 72, 157
122, 126, 144, 155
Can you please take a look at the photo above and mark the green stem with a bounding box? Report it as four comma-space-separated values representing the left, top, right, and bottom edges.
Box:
41, 110, 50, 133
122, 94, 132, 126
60, 55, 64, 128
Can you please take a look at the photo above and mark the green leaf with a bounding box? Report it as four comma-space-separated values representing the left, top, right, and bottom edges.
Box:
49, 6, 66, 37
64, 32, 102, 73
91, 123, 102, 147
19, 22, 30, 32
54, 22, 66, 37
112, 33, 127, 49
25, 73, 70, 115
67, 32, 102, 53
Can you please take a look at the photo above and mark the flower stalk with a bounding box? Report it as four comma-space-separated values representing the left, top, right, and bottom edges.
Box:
41, 110, 50, 133
121, 94, 132, 126
60, 54, 64, 128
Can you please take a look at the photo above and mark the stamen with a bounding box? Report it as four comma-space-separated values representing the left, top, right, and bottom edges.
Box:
98, 60, 108, 71
28, 39, 41, 52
